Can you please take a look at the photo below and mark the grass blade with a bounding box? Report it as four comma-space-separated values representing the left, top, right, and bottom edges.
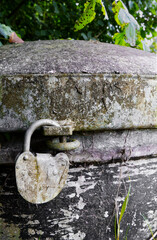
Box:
119, 185, 131, 224
114, 214, 117, 240
141, 214, 155, 239
123, 225, 130, 240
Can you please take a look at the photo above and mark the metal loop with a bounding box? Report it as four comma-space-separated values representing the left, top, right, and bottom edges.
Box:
47, 139, 80, 151
24, 119, 60, 152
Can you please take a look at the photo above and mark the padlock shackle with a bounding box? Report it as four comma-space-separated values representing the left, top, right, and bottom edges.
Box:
24, 119, 60, 152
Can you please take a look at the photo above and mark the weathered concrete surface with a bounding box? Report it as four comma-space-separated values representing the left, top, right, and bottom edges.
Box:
0, 40, 156, 131
0, 74, 157, 131
69, 129, 157, 163
0, 158, 157, 240
0, 129, 157, 164
0, 40, 156, 75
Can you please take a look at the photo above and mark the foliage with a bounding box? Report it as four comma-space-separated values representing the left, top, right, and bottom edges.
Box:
0, 23, 13, 39
74, 0, 108, 31
115, 185, 131, 240
74, 0, 156, 51
0, 0, 156, 51
112, 0, 144, 50
111, 0, 157, 51
74, 0, 97, 32
112, 1, 140, 46
0, 23, 23, 45
0, 23, 12, 45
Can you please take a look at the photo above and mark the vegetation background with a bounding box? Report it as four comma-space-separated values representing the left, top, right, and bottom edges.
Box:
0, 0, 156, 51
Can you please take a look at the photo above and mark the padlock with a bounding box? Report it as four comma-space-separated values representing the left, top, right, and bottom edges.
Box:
15, 119, 69, 204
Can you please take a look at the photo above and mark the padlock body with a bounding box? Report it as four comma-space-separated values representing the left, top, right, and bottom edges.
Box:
15, 152, 69, 204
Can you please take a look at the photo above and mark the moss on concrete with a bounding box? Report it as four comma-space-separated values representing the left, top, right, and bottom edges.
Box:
0, 73, 157, 131
0, 218, 21, 240
0, 40, 156, 131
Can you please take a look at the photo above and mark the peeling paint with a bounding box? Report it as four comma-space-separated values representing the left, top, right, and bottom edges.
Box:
67, 175, 97, 197
132, 212, 137, 227
67, 193, 76, 199
27, 220, 40, 225
112, 159, 157, 185
28, 228, 35, 235
104, 211, 109, 218
77, 197, 86, 210
21, 214, 34, 219
0, 155, 157, 239
50, 207, 82, 239
63, 231, 86, 240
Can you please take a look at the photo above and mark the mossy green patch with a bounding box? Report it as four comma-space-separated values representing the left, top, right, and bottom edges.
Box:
0, 218, 22, 240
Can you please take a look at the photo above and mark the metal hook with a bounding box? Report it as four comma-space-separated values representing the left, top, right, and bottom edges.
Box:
24, 119, 60, 152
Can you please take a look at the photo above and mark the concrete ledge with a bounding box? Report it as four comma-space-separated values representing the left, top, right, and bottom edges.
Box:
0, 40, 156, 131
0, 73, 157, 131
0, 40, 156, 75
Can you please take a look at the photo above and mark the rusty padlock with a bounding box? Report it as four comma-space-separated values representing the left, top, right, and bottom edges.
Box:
15, 119, 69, 204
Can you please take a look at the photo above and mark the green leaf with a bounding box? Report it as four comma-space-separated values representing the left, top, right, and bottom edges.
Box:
152, 31, 157, 37
113, 32, 124, 40
0, 23, 13, 39
81, 32, 88, 40
123, 225, 130, 240
118, 8, 139, 29
74, 0, 96, 31
119, 185, 131, 224
0, 41, 3, 46
150, 38, 157, 53
96, 0, 109, 19
137, 41, 143, 50
141, 39, 150, 52
35, 4, 43, 15
151, 8, 156, 15
141, 214, 154, 238
125, 22, 136, 46
119, 0, 129, 12
97, 19, 104, 27
114, 214, 117, 240
53, 1, 59, 14
87, 31, 93, 39
128, 0, 134, 10
113, 32, 127, 46
112, 1, 140, 47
